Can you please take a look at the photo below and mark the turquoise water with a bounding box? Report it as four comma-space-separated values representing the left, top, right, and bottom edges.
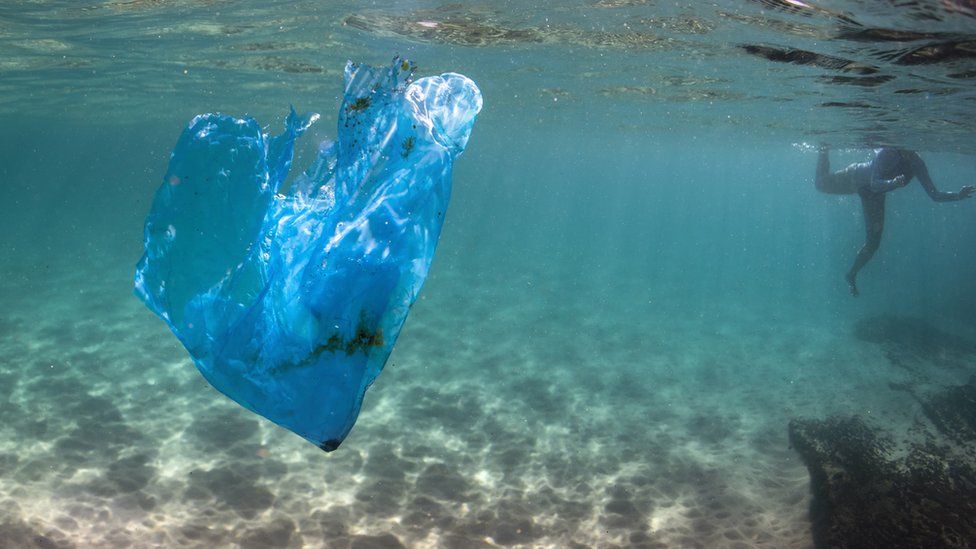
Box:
2, 1, 976, 547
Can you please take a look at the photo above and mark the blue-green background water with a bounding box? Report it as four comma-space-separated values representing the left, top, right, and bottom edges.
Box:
1, 1, 975, 547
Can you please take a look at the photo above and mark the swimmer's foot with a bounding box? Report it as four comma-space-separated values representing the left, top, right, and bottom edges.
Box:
845, 272, 859, 297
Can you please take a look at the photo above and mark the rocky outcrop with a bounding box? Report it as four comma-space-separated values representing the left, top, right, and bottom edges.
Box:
790, 377, 976, 548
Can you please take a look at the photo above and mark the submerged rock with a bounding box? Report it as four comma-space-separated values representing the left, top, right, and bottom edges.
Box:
789, 381, 976, 548
134, 58, 482, 451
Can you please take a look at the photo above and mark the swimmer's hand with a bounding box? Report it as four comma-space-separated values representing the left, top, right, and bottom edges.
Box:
959, 185, 975, 199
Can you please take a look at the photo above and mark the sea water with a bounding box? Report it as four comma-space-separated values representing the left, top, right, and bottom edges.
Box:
0, 1, 974, 547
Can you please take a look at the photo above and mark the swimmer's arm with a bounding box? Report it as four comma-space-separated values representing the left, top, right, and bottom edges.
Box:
913, 156, 974, 202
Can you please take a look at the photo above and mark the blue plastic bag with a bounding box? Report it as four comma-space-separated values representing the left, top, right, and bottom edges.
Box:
135, 58, 482, 451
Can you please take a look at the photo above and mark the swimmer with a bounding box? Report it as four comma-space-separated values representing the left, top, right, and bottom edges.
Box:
815, 145, 974, 297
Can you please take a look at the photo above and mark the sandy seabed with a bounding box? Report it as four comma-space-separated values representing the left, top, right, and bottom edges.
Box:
0, 252, 971, 549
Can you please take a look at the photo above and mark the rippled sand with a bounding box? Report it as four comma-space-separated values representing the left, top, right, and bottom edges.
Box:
3, 238, 971, 548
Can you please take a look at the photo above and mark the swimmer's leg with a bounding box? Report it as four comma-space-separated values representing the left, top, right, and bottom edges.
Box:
846, 189, 886, 297
815, 144, 831, 191
814, 145, 857, 195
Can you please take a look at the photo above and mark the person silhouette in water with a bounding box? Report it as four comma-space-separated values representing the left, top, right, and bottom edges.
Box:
815, 145, 974, 297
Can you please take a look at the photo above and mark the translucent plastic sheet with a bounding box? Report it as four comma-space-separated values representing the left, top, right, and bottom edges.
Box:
135, 58, 482, 451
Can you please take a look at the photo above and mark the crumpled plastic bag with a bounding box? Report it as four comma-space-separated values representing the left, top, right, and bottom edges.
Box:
135, 58, 482, 451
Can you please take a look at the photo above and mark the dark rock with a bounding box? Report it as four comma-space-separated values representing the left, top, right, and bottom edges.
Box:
919, 376, 976, 445
789, 414, 976, 548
